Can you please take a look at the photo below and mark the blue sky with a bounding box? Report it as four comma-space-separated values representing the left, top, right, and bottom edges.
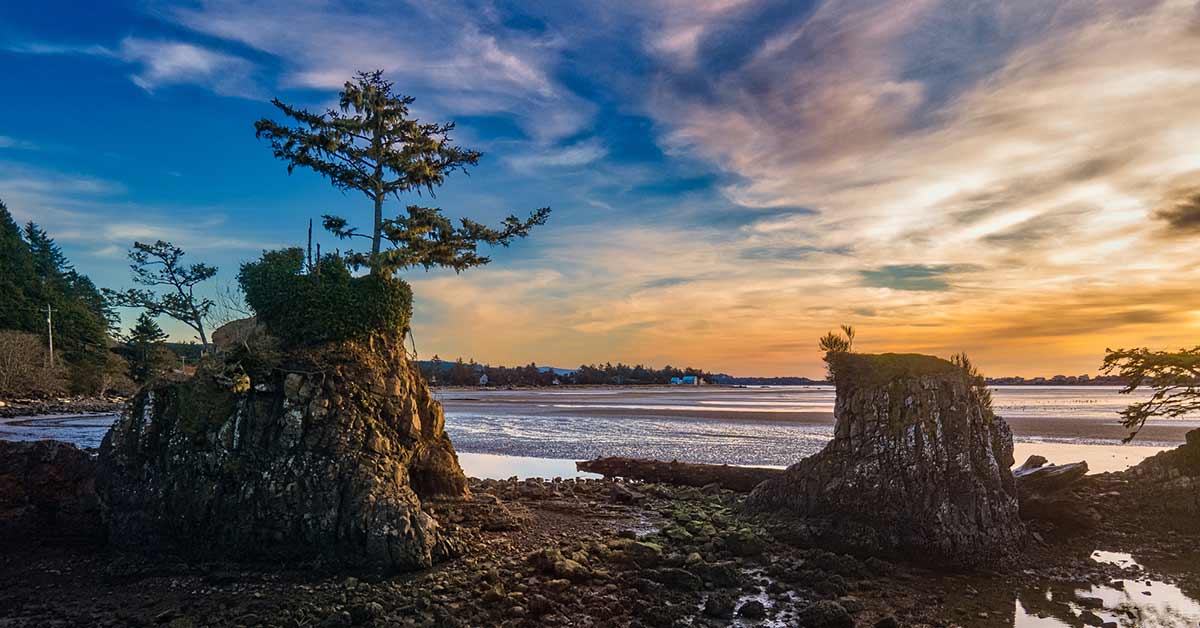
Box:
3, 1, 1200, 376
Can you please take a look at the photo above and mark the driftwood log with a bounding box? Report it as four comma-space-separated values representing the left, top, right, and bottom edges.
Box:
1013, 455, 1089, 494
1011, 455, 1097, 528
576, 457, 781, 492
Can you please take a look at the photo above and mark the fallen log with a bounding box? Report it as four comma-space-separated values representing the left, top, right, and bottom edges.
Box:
1013, 455, 1089, 495
1012, 455, 1097, 528
576, 457, 781, 492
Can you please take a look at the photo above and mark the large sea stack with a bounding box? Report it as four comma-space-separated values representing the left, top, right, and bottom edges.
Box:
748, 353, 1025, 568
97, 326, 468, 571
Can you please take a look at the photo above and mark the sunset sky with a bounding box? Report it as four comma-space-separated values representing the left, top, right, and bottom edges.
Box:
3, 0, 1199, 377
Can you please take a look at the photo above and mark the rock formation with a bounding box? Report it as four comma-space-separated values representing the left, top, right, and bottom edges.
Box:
0, 440, 103, 544
1121, 427, 1200, 525
747, 353, 1025, 568
97, 329, 468, 571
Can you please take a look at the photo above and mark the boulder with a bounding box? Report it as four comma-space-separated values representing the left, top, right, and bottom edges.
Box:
0, 440, 102, 544
97, 331, 468, 571
747, 353, 1025, 568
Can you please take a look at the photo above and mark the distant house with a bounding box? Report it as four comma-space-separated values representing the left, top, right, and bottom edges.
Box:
670, 377, 682, 385
670, 375, 701, 386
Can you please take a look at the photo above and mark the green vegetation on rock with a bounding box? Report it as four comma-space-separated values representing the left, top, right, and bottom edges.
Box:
825, 352, 961, 389
239, 248, 413, 346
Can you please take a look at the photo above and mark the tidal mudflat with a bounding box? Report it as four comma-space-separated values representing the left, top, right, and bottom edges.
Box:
2, 386, 1190, 474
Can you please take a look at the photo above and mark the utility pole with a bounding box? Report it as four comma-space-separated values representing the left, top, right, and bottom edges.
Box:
45, 304, 55, 368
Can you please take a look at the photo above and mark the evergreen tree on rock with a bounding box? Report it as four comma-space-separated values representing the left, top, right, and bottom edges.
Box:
254, 70, 549, 277
124, 313, 172, 384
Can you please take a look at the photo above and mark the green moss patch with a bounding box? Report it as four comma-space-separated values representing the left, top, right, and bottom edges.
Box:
827, 352, 962, 389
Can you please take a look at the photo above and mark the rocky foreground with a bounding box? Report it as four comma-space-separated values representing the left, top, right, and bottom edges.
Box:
2, 463, 1198, 628
2, 347, 1197, 627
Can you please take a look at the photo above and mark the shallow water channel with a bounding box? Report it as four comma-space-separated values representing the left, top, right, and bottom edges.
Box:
1011, 551, 1200, 627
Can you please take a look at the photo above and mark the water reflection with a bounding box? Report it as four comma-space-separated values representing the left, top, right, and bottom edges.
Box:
1013, 551, 1200, 627
456, 451, 599, 480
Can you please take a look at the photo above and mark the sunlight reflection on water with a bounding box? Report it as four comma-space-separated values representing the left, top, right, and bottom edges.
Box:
1013, 551, 1200, 628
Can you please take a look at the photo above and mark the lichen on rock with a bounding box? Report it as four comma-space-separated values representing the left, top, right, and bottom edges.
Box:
747, 352, 1024, 569
97, 325, 467, 572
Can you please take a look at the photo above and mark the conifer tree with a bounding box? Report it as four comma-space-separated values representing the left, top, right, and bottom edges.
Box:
1102, 346, 1200, 441
0, 204, 114, 392
124, 313, 172, 384
104, 241, 217, 352
254, 70, 549, 276
0, 202, 37, 332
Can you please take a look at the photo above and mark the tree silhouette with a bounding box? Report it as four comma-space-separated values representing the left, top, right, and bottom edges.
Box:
104, 241, 217, 352
1102, 346, 1200, 441
254, 70, 548, 275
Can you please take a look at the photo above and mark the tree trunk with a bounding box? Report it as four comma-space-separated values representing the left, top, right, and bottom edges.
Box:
371, 193, 383, 266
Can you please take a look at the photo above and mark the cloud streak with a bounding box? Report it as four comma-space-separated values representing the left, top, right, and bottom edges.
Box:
8, 36, 260, 97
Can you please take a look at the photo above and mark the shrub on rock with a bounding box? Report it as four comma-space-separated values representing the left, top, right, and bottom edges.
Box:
238, 248, 413, 347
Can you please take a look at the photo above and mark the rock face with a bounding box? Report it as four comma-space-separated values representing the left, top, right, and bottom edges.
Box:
1122, 428, 1200, 524
747, 353, 1024, 568
97, 331, 468, 571
0, 440, 103, 544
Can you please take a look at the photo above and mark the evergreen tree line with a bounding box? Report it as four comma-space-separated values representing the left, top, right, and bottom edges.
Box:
420, 355, 713, 387
0, 200, 183, 397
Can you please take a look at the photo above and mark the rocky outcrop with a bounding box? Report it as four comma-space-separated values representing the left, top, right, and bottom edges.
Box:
97, 331, 468, 571
0, 440, 102, 544
747, 353, 1025, 568
1120, 428, 1200, 525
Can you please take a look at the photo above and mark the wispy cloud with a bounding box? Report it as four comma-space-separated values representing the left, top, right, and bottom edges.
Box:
506, 137, 607, 171
0, 160, 274, 254
8, 36, 259, 97
0, 135, 37, 150
118, 38, 259, 97
167, 0, 590, 142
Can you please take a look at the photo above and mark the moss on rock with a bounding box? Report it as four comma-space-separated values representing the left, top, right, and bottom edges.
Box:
826, 352, 961, 388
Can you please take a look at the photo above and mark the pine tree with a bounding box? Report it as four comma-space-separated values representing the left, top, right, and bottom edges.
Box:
25, 222, 72, 288
124, 313, 172, 384
104, 241, 217, 352
1102, 346, 1200, 441
254, 70, 549, 276
0, 201, 37, 333
0, 205, 113, 393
